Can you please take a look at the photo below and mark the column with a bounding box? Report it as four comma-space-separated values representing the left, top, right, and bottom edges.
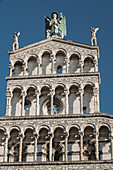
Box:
36, 90, 40, 116
21, 91, 25, 116
93, 59, 97, 72
22, 62, 26, 75
95, 131, 99, 160
65, 57, 69, 73
19, 133, 24, 162
50, 55, 55, 74
34, 132, 38, 161
49, 133, 53, 161
3, 133, 9, 162
50, 89, 54, 115
6, 90, 12, 116
79, 131, 83, 160
93, 87, 98, 113
79, 60, 83, 72
9, 63, 13, 77
37, 62, 40, 75
64, 131, 68, 161
111, 132, 113, 160
79, 88, 83, 114
64, 88, 69, 115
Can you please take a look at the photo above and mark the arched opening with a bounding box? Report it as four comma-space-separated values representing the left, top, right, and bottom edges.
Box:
55, 51, 66, 74
11, 88, 22, 116
0, 129, 5, 162
57, 65, 62, 74
99, 126, 111, 160
68, 127, 80, 161
53, 127, 65, 161
25, 87, 36, 116
83, 85, 94, 113
42, 52, 51, 74
69, 54, 79, 73
37, 128, 49, 161
83, 126, 96, 160
68, 85, 80, 114
83, 57, 94, 72
23, 128, 34, 162
8, 129, 19, 162
28, 56, 37, 76
12, 61, 23, 77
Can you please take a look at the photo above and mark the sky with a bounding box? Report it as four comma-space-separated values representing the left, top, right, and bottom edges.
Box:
0, 0, 113, 116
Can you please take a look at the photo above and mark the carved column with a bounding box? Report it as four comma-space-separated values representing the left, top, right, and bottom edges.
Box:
3, 133, 9, 162
79, 60, 83, 72
65, 57, 69, 73
64, 88, 69, 115
19, 133, 24, 162
79, 131, 83, 160
79, 88, 84, 114
9, 63, 13, 77
93, 59, 98, 72
50, 89, 55, 115
95, 131, 99, 160
34, 132, 38, 161
50, 55, 55, 74
36, 90, 40, 116
21, 91, 25, 116
49, 133, 53, 161
6, 90, 12, 116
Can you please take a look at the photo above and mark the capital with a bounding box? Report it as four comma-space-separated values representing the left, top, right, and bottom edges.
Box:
50, 89, 55, 96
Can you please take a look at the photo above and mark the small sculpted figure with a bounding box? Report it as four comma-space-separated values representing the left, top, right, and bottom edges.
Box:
91, 27, 99, 46
45, 12, 66, 39
12, 32, 20, 51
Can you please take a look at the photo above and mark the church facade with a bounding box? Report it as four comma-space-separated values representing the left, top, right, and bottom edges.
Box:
0, 28, 113, 169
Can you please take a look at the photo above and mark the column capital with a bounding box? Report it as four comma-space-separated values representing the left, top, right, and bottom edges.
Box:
64, 88, 69, 95
65, 57, 69, 63
78, 59, 84, 66
6, 90, 12, 98
93, 87, 98, 96
50, 54, 55, 60
33, 132, 39, 138
78, 131, 84, 137
19, 133, 24, 139
9, 63, 13, 69
50, 89, 55, 96
79, 88, 84, 94
21, 90, 26, 96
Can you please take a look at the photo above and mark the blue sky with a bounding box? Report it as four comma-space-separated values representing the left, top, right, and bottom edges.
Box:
0, 0, 113, 116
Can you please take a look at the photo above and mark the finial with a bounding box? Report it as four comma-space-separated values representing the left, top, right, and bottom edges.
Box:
12, 32, 20, 51
45, 12, 67, 39
91, 27, 99, 46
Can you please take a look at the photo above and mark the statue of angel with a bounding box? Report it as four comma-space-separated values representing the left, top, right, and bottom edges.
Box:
91, 27, 99, 46
45, 12, 66, 39
12, 32, 20, 51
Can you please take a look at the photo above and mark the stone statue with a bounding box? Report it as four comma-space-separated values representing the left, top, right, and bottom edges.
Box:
91, 27, 99, 46
12, 32, 20, 51
45, 12, 66, 39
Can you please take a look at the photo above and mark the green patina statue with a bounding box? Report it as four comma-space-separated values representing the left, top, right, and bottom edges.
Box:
45, 12, 66, 39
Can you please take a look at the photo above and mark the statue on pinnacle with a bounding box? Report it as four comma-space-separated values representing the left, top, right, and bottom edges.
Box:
45, 12, 67, 39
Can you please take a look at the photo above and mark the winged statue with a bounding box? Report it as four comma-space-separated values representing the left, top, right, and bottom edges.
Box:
45, 12, 67, 39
